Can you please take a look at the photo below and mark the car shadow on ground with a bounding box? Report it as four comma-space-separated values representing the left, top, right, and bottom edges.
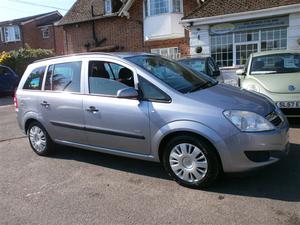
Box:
51, 141, 300, 202
0, 97, 13, 107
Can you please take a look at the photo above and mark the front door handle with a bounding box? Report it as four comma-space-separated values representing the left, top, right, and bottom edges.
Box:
40, 101, 50, 108
86, 106, 99, 113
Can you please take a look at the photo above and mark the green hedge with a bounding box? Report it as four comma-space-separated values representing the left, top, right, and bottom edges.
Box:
0, 45, 54, 76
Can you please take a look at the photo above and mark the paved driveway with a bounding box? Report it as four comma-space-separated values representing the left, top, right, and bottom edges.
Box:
0, 102, 300, 225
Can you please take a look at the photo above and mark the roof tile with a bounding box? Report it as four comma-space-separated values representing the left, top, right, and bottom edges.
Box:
183, 0, 300, 20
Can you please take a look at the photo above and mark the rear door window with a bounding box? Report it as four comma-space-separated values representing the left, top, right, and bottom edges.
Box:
23, 66, 46, 90
45, 61, 82, 92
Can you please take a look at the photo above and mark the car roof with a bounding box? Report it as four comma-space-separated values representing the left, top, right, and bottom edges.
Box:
33, 52, 156, 64
251, 50, 300, 57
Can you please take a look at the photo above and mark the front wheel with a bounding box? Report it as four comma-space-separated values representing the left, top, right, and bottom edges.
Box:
162, 135, 220, 188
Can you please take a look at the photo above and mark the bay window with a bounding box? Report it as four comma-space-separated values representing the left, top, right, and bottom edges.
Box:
145, 0, 183, 17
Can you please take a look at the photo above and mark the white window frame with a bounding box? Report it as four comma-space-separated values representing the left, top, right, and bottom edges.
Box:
145, 0, 183, 17
211, 27, 288, 68
41, 27, 50, 39
151, 47, 180, 59
104, 0, 112, 15
3, 25, 21, 43
0, 27, 3, 42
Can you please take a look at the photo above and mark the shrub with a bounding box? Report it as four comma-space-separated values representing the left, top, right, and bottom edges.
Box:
0, 45, 54, 76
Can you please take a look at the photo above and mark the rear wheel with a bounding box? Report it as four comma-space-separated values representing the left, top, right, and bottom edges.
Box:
27, 122, 55, 156
162, 135, 220, 188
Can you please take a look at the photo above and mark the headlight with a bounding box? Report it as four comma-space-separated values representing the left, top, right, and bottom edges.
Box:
223, 110, 275, 132
246, 84, 260, 92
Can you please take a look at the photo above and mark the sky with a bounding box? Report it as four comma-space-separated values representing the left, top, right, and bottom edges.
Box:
0, 0, 77, 21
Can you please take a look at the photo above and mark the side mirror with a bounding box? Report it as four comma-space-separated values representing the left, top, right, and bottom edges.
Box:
236, 69, 246, 76
212, 70, 220, 77
117, 87, 139, 99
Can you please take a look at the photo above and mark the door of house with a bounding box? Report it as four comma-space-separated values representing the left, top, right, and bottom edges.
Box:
234, 43, 259, 65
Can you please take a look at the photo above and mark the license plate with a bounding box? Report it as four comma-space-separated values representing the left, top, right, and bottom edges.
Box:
276, 101, 300, 108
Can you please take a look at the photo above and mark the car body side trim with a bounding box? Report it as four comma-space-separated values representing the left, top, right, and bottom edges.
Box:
50, 121, 146, 140
54, 139, 157, 161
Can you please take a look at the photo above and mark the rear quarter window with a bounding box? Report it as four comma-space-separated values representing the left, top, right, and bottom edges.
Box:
23, 66, 46, 90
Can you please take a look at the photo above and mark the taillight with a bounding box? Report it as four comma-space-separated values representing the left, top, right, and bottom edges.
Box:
14, 92, 18, 112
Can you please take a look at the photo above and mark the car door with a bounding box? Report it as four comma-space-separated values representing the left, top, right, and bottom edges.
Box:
0, 66, 15, 93
83, 59, 150, 155
39, 61, 86, 144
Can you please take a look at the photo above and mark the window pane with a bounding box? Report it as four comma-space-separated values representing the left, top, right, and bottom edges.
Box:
23, 66, 46, 90
211, 33, 233, 67
104, 0, 112, 14
172, 0, 181, 13
45, 62, 81, 92
261, 28, 287, 51
89, 61, 135, 96
150, 0, 169, 15
139, 76, 170, 101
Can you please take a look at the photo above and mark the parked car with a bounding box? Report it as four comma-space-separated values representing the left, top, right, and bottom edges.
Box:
0, 65, 19, 96
177, 56, 224, 82
15, 53, 289, 188
237, 50, 300, 117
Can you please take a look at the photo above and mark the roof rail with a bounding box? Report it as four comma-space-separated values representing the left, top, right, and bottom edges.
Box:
34, 52, 117, 63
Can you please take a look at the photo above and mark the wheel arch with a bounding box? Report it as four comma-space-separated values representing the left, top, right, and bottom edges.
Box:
152, 120, 230, 171
158, 131, 223, 172
24, 118, 40, 134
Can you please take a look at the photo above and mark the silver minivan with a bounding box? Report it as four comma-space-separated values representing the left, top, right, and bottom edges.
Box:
15, 53, 290, 188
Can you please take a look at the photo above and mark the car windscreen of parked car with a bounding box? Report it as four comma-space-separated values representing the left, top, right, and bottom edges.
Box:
251, 53, 300, 75
127, 55, 216, 93
179, 58, 206, 74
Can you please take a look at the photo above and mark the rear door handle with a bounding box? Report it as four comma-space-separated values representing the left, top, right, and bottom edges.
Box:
40, 101, 50, 107
86, 106, 99, 113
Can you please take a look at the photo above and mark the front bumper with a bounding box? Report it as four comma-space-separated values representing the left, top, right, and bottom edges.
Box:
219, 119, 290, 173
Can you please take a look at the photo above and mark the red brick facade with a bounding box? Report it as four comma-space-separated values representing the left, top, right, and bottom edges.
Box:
62, 0, 199, 56
0, 12, 64, 55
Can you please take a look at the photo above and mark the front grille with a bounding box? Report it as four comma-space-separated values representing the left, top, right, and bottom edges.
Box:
266, 111, 282, 127
280, 108, 300, 116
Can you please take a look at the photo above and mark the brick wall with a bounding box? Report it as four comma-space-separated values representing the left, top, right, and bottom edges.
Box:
0, 20, 64, 55
63, 0, 199, 56
63, 0, 145, 54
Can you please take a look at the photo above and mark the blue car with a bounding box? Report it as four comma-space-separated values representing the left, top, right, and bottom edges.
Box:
0, 65, 19, 96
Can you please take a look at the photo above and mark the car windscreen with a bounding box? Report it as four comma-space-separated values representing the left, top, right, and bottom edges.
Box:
179, 58, 206, 74
250, 53, 300, 75
126, 55, 216, 94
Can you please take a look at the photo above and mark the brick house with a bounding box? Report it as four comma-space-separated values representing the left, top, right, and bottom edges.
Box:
181, 0, 300, 70
0, 11, 64, 55
58, 0, 201, 58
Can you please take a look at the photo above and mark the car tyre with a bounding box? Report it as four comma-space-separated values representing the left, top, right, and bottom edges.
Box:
162, 135, 220, 189
27, 121, 55, 156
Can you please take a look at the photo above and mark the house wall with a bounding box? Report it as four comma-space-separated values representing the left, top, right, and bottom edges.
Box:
0, 19, 64, 55
54, 26, 65, 55
63, 1, 145, 54
288, 12, 300, 50
62, 0, 199, 56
